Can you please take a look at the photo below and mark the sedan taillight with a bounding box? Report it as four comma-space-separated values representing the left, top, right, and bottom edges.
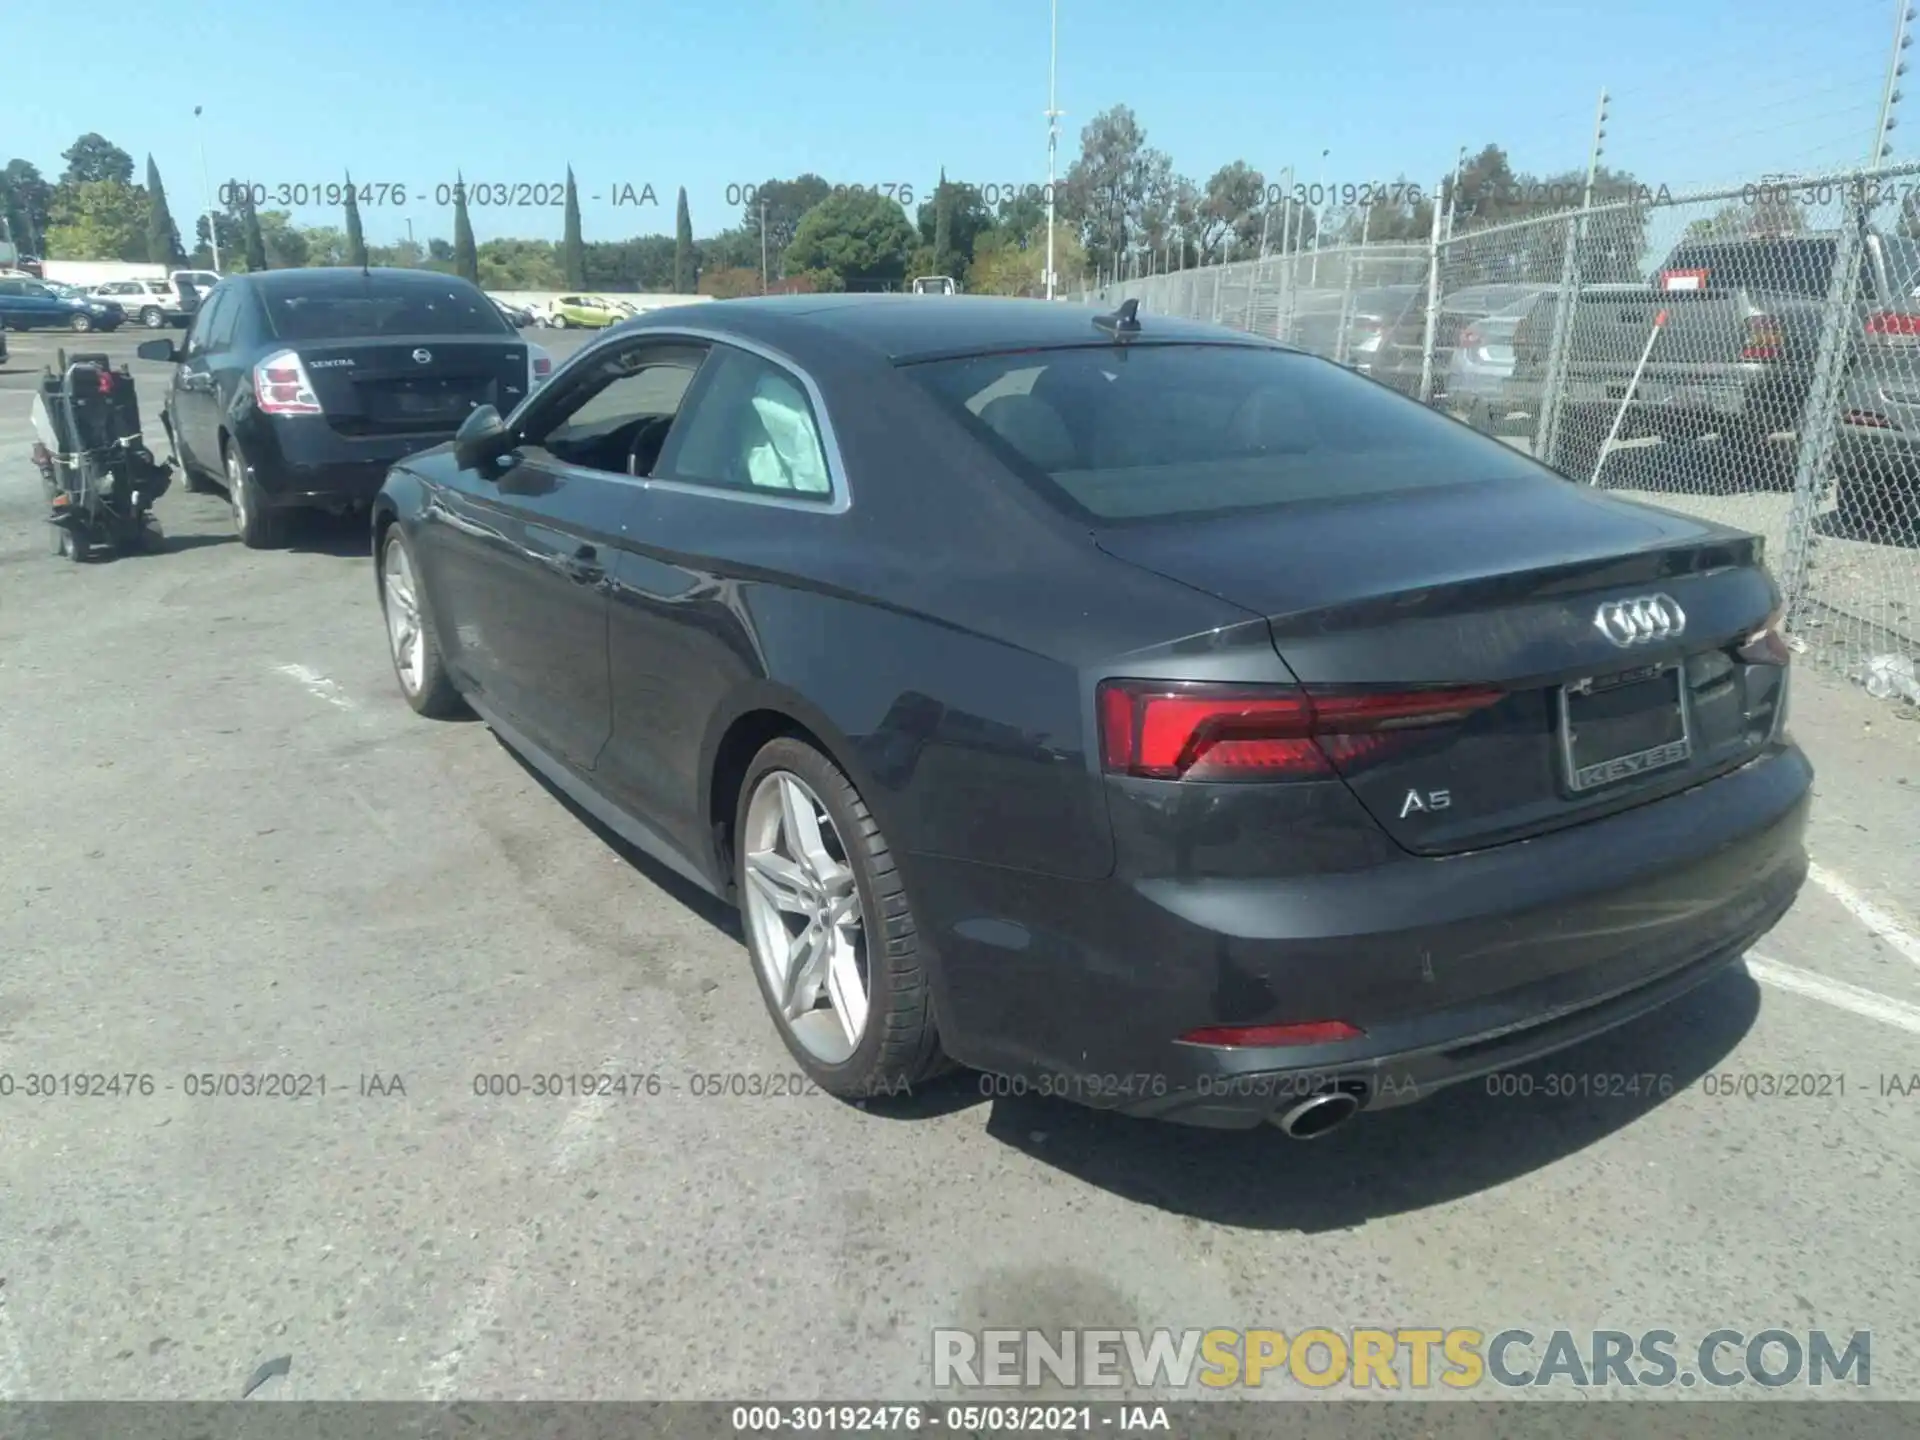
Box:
253, 349, 323, 415
1096, 680, 1505, 782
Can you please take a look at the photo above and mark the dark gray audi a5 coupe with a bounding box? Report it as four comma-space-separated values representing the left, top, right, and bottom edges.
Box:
371, 294, 1810, 1136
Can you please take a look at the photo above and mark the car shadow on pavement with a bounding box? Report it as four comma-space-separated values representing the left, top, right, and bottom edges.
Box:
491, 733, 741, 942
974, 964, 1762, 1231
285, 511, 376, 559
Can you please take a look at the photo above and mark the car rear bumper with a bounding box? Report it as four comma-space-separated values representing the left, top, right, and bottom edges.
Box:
242, 417, 450, 508
907, 742, 1811, 1128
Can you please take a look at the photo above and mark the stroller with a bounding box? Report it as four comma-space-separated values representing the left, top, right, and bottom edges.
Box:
30, 348, 173, 561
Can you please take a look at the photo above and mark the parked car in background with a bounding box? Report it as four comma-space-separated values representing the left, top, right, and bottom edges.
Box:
492, 297, 536, 329
0, 276, 125, 332
911, 276, 958, 295
141, 266, 546, 548
1511, 230, 1920, 487
544, 294, 624, 329
91, 277, 192, 329
1286, 285, 1421, 374
370, 295, 1806, 1132
1371, 283, 1557, 403
1448, 289, 1559, 433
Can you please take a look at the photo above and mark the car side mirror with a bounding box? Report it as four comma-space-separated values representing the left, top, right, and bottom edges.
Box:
137, 338, 181, 363
453, 404, 513, 471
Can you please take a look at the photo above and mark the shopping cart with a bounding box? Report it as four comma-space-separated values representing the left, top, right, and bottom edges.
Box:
29, 349, 173, 561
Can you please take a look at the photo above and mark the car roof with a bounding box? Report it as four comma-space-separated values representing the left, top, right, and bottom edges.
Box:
621, 293, 1275, 364
238, 266, 481, 294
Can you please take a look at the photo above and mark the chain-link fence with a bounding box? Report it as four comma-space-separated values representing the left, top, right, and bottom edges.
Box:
1073, 165, 1920, 710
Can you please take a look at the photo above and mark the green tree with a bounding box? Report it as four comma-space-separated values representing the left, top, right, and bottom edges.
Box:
453, 173, 478, 283
369, 237, 425, 268
44, 180, 150, 260
701, 226, 763, 277
344, 171, 368, 267
917, 180, 993, 275
674, 187, 694, 292
2, 159, 53, 253
194, 210, 242, 268
932, 167, 954, 275
969, 221, 1085, 296
1189, 161, 1267, 265
785, 188, 917, 290
255, 211, 309, 268
302, 225, 352, 266
699, 266, 763, 299
563, 167, 586, 286
60, 132, 135, 187
478, 238, 564, 290
588, 234, 677, 290
1063, 105, 1170, 276
241, 187, 269, 270
144, 156, 185, 266
742, 174, 832, 277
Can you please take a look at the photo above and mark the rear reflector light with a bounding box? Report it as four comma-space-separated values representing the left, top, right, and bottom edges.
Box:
1458, 325, 1483, 348
1740, 314, 1783, 361
1866, 311, 1920, 336
253, 349, 323, 415
1096, 680, 1505, 781
1179, 1020, 1365, 1048
528, 344, 554, 390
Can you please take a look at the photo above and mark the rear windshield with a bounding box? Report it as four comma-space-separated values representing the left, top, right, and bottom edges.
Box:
262, 281, 510, 341
1660, 239, 1840, 297
904, 343, 1550, 523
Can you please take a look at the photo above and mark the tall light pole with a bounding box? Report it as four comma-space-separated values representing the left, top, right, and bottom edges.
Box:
1044, 0, 1063, 299
193, 105, 220, 271
1309, 147, 1330, 284
760, 198, 769, 293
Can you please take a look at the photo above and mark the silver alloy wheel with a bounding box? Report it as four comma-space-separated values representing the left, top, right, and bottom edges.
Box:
741, 770, 869, 1064
227, 449, 249, 533
383, 536, 426, 695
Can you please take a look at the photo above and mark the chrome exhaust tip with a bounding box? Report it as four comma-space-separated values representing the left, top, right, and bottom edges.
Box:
1272, 1089, 1364, 1139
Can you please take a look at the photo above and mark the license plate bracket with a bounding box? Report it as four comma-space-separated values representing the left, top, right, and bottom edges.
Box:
1558, 663, 1692, 794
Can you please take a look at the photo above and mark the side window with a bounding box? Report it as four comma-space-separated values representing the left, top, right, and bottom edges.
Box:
522, 340, 709, 476
656, 347, 835, 500
185, 289, 228, 355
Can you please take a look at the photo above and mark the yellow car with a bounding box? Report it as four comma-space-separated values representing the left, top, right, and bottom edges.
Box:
544, 294, 624, 329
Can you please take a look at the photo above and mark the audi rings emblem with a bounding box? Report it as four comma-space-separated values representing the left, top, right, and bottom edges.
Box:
1594, 594, 1687, 647
412, 348, 433, 364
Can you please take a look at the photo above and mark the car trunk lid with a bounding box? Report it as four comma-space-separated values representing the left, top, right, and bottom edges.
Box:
1094, 477, 1787, 855
291, 336, 529, 438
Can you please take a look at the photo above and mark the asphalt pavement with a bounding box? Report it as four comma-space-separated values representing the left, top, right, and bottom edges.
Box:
0, 323, 1917, 1405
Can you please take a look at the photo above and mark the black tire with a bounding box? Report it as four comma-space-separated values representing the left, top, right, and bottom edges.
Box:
224, 437, 287, 549
378, 526, 466, 718
735, 738, 948, 1099
68, 313, 94, 333
140, 307, 166, 329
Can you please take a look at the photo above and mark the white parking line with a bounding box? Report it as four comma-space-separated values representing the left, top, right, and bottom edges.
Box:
274, 663, 356, 711
1748, 953, 1920, 1035
1809, 864, 1920, 970
420, 1052, 625, 1400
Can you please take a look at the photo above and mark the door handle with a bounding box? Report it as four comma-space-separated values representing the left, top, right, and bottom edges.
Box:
564, 544, 604, 585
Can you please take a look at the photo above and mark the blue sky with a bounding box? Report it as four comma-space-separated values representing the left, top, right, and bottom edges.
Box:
13, 0, 1910, 248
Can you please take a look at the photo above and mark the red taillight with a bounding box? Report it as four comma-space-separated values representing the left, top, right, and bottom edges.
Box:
1179, 1020, 1365, 1048
533, 356, 552, 377
1741, 313, 1783, 361
1866, 311, 1920, 336
253, 349, 323, 415
1458, 325, 1483, 349
1096, 680, 1504, 782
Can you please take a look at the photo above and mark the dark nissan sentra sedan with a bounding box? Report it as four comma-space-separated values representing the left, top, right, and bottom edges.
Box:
371, 294, 1810, 1137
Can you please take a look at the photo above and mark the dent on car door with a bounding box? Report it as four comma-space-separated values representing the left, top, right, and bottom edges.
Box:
598, 342, 844, 866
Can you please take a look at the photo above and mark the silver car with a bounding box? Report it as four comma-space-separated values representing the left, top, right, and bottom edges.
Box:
1448, 289, 1559, 432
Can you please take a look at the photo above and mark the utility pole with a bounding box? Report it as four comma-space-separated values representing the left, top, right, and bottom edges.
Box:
1044, 0, 1063, 299
194, 105, 221, 271
1309, 148, 1329, 285
760, 197, 769, 293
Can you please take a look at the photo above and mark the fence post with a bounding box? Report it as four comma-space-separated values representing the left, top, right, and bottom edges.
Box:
1211, 266, 1223, 322
1244, 259, 1260, 331
1536, 88, 1611, 462
1417, 180, 1446, 403
1334, 247, 1358, 364
1778, 183, 1872, 631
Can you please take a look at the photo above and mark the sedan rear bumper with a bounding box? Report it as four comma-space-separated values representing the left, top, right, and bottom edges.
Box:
242, 417, 451, 509
907, 743, 1811, 1128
